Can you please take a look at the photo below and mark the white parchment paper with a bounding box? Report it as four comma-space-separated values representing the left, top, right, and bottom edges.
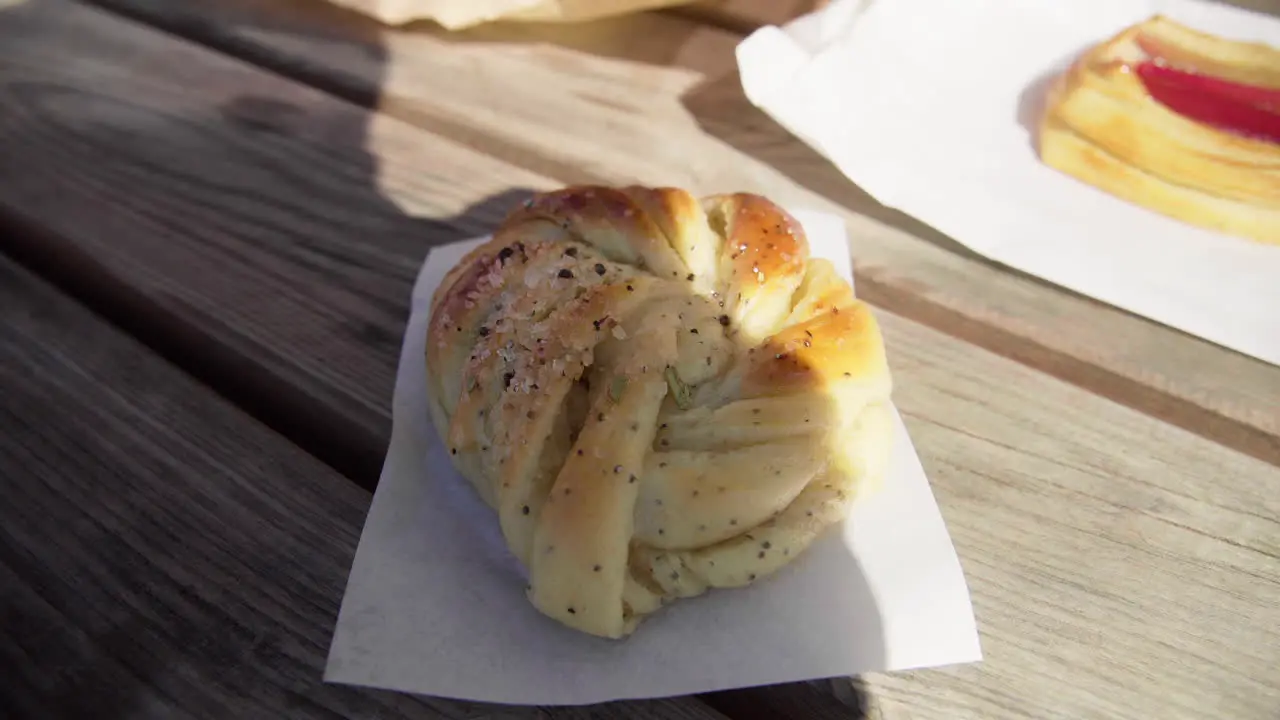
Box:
324, 209, 980, 705
738, 0, 1280, 367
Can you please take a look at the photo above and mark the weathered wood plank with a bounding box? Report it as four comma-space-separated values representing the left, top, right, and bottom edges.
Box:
0, 0, 561, 485
2, 3, 1277, 719
878, 317, 1280, 720
0, 255, 734, 720
84, 0, 1280, 467
0, 261, 442, 720
0, 4, 815, 718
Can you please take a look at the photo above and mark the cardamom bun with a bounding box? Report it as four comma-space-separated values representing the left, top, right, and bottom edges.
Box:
425, 186, 894, 639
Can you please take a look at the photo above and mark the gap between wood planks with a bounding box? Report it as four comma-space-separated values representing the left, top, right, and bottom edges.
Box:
0, 252, 738, 720
0, 211, 389, 487
78, 0, 1280, 470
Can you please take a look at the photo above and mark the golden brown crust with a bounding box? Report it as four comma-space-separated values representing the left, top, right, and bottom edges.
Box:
425, 185, 894, 639
1038, 15, 1280, 245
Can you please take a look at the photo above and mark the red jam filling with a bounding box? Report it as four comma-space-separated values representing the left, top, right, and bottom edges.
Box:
1129, 38, 1280, 143
1136, 62, 1280, 143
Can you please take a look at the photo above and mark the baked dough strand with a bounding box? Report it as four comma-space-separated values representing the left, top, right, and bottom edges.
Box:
426, 186, 894, 638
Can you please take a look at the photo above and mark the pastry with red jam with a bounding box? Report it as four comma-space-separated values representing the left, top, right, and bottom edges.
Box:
1038, 15, 1280, 245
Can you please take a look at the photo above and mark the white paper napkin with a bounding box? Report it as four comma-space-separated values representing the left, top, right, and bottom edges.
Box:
738, 0, 1280, 367
323, 209, 980, 705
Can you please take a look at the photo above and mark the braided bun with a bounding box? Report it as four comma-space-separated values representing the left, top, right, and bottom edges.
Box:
426, 186, 894, 639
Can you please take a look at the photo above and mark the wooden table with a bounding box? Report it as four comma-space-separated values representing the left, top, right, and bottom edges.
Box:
2, 1, 1277, 718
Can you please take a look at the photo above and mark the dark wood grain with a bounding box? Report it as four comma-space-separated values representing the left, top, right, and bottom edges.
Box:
0, 5, 727, 718
0, 254, 732, 720
0, 0, 560, 487
0, 7, 870, 718
0, 263, 451, 720
0, 4, 865, 717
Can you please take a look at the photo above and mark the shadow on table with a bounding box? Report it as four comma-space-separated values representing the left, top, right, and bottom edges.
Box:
23, 1, 887, 717
678, 66, 992, 266
11, 0, 548, 491
675, 50, 1184, 324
